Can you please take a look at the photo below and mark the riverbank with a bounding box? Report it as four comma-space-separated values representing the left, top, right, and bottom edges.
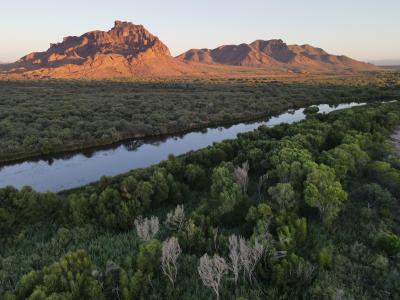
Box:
1, 73, 399, 163
0, 102, 367, 192
0, 100, 361, 165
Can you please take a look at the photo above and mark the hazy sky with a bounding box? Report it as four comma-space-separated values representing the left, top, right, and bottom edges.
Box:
1, 0, 399, 63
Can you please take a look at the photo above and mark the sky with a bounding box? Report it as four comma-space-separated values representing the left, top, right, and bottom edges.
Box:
0, 0, 399, 63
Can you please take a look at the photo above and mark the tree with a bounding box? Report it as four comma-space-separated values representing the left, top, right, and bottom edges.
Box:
184, 163, 207, 189
239, 237, 265, 283
198, 254, 228, 300
13, 250, 104, 300
121, 176, 138, 198
131, 240, 162, 298
161, 237, 182, 287
164, 205, 185, 231
234, 161, 249, 194
318, 247, 333, 269
68, 193, 90, 225
135, 181, 153, 211
228, 235, 242, 285
246, 203, 272, 238
211, 165, 243, 215
134, 216, 160, 241
270, 145, 313, 188
303, 106, 319, 116
378, 233, 400, 256
150, 169, 169, 204
95, 187, 129, 229
321, 143, 369, 180
268, 183, 296, 211
304, 163, 347, 226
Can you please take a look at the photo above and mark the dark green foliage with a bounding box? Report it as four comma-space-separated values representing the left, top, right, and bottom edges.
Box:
1, 73, 400, 163
2, 100, 400, 299
11, 250, 104, 300
303, 105, 320, 115
0, 186, 60, 233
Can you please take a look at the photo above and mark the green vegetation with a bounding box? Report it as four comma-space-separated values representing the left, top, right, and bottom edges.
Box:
1, 72, 400, 162
1, 101, 400, 299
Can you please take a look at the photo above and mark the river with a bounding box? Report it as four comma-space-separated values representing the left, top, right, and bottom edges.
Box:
0, 102, 366, 192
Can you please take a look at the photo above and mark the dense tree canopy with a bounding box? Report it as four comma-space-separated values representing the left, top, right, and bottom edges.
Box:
1, 72, 400, 162
1, 101, 400, 299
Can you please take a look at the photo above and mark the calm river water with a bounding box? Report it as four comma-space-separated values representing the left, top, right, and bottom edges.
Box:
0, 102, 365, 192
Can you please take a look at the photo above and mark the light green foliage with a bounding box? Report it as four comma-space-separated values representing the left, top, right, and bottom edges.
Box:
211, 165, 243, 215
276, 218, 307, 251
270, 144, 313, 187
322, 143, 369, 180
378, 233, 400, 256
304, 163, 347, 225
318, 247, 333, 269
131, 240, 162, 298
246, 203, 272, 238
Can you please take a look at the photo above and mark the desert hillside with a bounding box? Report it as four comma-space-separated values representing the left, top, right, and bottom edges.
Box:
177, 39, 377, 72
2, 21, 377, 79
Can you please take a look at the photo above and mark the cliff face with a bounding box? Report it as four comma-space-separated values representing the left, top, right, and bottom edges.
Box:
15, 21, 171, 70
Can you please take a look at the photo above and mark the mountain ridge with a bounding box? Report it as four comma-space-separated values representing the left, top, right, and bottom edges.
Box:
2, 21, 377, 79
177, 39, 376, 72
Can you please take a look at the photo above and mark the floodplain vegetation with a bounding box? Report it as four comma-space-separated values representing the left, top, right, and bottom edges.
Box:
1, 72, 400, 162
1, 101, 400, 299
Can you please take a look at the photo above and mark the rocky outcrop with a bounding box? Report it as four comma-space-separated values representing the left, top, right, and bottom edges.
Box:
14, 21, 171, 70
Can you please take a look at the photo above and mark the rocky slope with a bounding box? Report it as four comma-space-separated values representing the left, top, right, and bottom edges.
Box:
7, 21, 197, 78
4, 22, 377, 78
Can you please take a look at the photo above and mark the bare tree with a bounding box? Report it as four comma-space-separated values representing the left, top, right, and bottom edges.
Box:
161, 237, 182, 287
234, 161, 249, 194
228, 235, 242, 285
198, 254, 228, 300
239, 237, 264, 283
164, 205, 185, 231
134, 216, 160, 241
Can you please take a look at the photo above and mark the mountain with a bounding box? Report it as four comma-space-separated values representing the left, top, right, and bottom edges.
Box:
177, 39, 377, 73
7, 21, 201, 78
17, 20, 171, 68
4, 22, 377, 79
